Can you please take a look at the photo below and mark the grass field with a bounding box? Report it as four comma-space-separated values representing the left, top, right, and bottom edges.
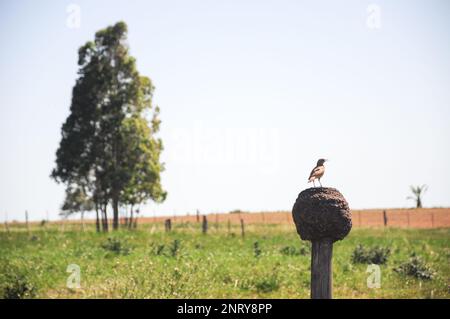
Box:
0, 223, 449, 299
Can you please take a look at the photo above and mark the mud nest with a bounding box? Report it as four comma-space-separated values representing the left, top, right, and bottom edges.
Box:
292, 187, 351, 242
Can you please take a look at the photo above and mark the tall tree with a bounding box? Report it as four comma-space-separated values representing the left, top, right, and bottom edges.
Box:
51, 21, 166, 230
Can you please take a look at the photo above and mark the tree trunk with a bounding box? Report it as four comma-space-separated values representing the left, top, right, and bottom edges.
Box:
102, 204, 109, 232
112, 196, 119, 230
129, 205, 134, 229
311, 240, 333, 299
95, 206, 100, 233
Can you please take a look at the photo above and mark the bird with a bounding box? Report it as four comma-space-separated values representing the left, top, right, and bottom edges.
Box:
308, 159, 327, 187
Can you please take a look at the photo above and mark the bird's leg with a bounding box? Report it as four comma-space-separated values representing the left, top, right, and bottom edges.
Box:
319, 179, 322, 187
312, 180, 316, 187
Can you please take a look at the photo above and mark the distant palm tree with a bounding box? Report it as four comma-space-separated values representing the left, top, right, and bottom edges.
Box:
407, 185, 428, 208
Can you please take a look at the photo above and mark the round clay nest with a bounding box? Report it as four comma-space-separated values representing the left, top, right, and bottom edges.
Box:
292, 187, 352, 242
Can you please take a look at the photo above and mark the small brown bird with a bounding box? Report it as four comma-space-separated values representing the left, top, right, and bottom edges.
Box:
308, 159, 327, 187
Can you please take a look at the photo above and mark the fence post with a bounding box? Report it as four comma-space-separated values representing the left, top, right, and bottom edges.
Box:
240, 218, 245, 238
227, 219, 231, 235
431, 213, 434, 228
202, 215, 208, 234
196, 210, 200, 223
165, 219, 172, 232
383, 210, 388, 227
311, 240, 333, 298
292, 188, 351, 299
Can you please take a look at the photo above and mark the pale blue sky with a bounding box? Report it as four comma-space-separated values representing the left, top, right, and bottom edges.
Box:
1, 0, 449, 222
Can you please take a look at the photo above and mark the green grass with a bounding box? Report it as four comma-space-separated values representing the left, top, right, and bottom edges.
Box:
0, 222, 449, 298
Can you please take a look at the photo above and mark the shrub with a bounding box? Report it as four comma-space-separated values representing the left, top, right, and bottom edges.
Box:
253, 242, 262, 258
394, 254, 434, 280
255, 276, 279, 293
280, 244, 310, 256
351, 244, 390, 264
1, 271, 37, 299
101, 238, 131, 255
151, 244, 165, 256
169, 239, 181, 257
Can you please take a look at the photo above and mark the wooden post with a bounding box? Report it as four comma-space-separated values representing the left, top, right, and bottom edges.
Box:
165, 219, 172, 232
431, 213, 434, 228
202, 215, 208, 234
4, 221, 9, 233
215, 213, 219, 230
311, 240, 333, 299
383, 210, 388, 227
227, 219, 231, 235
196, 210, 200, 223
240, 218, 245, 238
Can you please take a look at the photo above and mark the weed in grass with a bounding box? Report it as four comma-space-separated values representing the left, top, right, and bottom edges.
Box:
101, 238, 131, 255
351, 244, 390, 264
1, 268, 37, 299
169, 239, 181, 257
255, 275, 279, 293
255, 266, 280, 293
280, 243, 310, 256
394, 253, 435, 280
151, 243, 165, 256
253, 241, 262, 258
